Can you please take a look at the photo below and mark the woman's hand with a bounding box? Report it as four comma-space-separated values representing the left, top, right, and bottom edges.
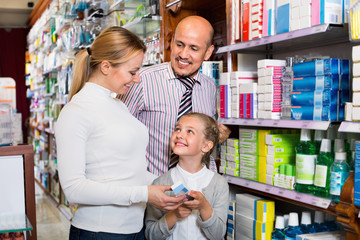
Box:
148, 185, 186, 211
183, 191, 212, 221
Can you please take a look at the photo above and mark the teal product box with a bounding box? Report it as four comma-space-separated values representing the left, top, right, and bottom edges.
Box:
291, 90, 339, 106
292, 75, 340, 91
276, 0, 290, 34
354, 141, 360, 207
293, 59, 340, 77
340, 59, 350, 75
291, 105, 338, 121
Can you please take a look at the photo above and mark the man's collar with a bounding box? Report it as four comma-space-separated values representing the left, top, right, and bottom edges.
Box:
166, 62, 201, 85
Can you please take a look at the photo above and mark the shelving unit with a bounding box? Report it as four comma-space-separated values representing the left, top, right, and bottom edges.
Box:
219, 118, 331, 130
216, 2, 360, 238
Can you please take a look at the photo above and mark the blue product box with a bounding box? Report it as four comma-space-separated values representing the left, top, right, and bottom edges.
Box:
292, 75, 340, 91
291, 105, 338, 121
354, 141, 360, 207
340, 74, 350, 91
340, 59, 350, 75
293, 59, 340, 77
340, 89, 350, 104
291, 90, 339, 106
276, 1, 290, 34
338, 103, 345, 121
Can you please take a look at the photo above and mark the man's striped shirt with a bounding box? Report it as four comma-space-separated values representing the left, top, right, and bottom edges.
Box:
121, 62, 217, 176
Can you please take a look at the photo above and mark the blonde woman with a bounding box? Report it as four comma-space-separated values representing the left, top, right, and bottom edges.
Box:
55, 27, 185, 240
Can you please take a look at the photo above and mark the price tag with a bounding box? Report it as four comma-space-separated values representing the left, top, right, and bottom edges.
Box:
254, 40, 261, 45
277, 188, 285, 196
246, 42, 251, 47
264, 185, 272, 193
244, 181, 250, 187
231, 119, 236, 124
301, 121, 309, 129
295, 194, 302, 201
243, 120, 248, 125
314, 26, 323, 32
287, 32, 294, 38
256, 120, 262, 125
273, 121, 279, 126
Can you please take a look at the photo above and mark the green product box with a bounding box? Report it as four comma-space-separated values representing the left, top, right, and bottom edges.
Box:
265, 134, 300, 146
267, 145, 296, 156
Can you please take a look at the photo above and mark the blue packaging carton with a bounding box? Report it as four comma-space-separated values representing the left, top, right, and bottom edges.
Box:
293, 59, 340, 77
291, 105, 338, 121
292, 75, 340, 91
340, 59, 350, 75
340, 74, 350, 91
354, 141, 360, 207
291, 90, 339, 106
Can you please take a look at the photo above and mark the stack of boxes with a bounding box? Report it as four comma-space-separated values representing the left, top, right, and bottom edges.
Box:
348, 45, 360, 121
257, 59, 286, 119
231, 71, 258, 118
251, 0, 264, 40
240, 83, 258, 119
265, 132, 299, 188
291, 58, 348, 121
339, 59, 350, 120
239, 129, 269, 182
311, 0, 343, 26
290, 0, 312, 31
219, 138, 240, 177
242, 0, 251, 41
227, 200, 236, 240
235, 193, 275, 240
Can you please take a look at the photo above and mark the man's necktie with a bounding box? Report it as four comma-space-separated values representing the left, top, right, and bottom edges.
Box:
177, 77, 196, 121
168, 77, 196, 170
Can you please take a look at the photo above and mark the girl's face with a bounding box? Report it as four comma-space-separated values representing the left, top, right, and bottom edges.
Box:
102, 51, 144, 94
171, 116, 212, 159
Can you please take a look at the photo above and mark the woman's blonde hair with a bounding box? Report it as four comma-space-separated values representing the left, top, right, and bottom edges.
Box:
69, 26, 146, 101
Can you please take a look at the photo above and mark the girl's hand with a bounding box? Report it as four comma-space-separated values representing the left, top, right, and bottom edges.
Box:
174, 205, 192, 219
183, 191, 213, 221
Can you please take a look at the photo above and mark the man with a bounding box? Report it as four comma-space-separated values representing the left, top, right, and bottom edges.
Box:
121, 16, 230, 176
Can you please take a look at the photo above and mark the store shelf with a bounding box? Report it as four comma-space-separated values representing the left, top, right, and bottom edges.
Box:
225, 175, 331, 209
338, 121, 360, 132
0, 214, 33, 233
219, 118, 331, 130
217, 24, 349, 54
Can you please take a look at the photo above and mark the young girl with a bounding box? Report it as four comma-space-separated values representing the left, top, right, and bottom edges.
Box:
145, 112, 229, 240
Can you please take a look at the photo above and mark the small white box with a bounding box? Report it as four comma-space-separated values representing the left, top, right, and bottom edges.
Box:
345, 102, 352, 122
353, 77, 360, 91
257, 59, 286, 68
291, 6, 300, 19
300, 16, 311, 29
353, 92, 360, 106
290, 19, 300, 31
258, 102, 265, 110
257, 85, 265, 93
258, 93, 265, 102
353, 106, 360, 121
352, 45, 360, 62
258, 68, 266, 77
353, 62, 360, 77
299, 4, 311, 17
220, 72, 231, 85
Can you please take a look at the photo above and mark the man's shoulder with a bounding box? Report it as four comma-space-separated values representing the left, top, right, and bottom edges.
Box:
198, 72, 217, 88
140, 62, 170, 76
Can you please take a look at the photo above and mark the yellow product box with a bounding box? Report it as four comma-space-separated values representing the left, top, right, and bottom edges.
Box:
235, 213, 274, 240
258, 156, 267, 184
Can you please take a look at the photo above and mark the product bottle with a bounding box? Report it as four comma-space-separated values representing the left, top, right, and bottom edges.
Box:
281, 57, 294, 120
284, 214, 289, 228
324, 213, 340, 231
313, 211, 328, 232
272, 216, 285, 240
334, 139, 345, 158
313, 139, 334, 198
314, 130, 325, 154
284, 212, 303, 240
295, 129, 317, 193
349, 139, 356, 171
300, 211, 315, 234
330, 152, 350, 202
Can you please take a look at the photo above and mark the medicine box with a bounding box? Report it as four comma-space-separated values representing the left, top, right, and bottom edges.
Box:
293, 59, 340, 77
292, 75, 340, 91
265, 134, 300, 146
291, 105, 338, 121
291, 90, 339, 106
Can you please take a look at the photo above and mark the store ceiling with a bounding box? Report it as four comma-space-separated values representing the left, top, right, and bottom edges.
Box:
0, 0, 39, 28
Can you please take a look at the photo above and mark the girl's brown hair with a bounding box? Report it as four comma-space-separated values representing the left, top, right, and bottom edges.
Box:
69, 26, 146, 101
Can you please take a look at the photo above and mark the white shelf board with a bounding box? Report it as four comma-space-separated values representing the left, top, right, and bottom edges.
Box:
338, 121, 360, 132
219, 118, 330, 130
225, 175, 331, 209
217, 24, 347, 54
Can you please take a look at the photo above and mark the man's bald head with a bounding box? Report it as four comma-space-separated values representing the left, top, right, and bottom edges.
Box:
174, 16, 214, 47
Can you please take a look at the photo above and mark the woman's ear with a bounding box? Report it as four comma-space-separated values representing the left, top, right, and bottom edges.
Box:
202, 140, 214, 154
100, 60, 111, 75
